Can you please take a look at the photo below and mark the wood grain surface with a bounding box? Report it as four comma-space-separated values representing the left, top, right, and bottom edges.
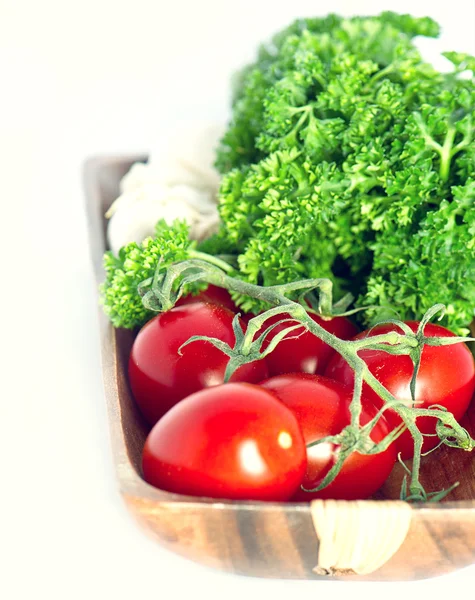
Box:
84, 155, 475, 581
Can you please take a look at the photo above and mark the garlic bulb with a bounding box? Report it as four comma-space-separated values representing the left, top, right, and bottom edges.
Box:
106, 121, 224, 255
148, 121, 223, 191
107, 185, 220, 255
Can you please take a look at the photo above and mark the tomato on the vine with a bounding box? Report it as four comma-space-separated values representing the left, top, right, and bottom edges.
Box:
262, 312, 358, 377
129, 303, 268, 425
261, 373, 397, 500
142, 383, 307, 501
325, 321, 475, 459
176, 284, 239, 313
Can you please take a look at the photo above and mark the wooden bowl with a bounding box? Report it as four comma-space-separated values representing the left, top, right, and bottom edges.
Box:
83, 155, 475, 581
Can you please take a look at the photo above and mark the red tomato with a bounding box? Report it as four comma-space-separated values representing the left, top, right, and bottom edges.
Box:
261, 373, 397, 500
129, 303, 268, 425
262, 312, 359, 377
176, 284, 238, 313
325, 322, 475, 459
240, 311, 257, 325
142, 383, 307, 501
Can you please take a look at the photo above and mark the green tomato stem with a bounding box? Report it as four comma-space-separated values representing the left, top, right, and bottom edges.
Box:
189, 250, 235, 273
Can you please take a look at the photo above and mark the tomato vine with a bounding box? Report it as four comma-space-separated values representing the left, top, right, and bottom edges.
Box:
138, 254, 475, 502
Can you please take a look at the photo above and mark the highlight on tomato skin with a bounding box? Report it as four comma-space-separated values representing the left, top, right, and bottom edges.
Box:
128, 303, 269, 426
141, 383, 308, 502
261, 312, 359, 377
325, 321, 475, 460
260, 373, 397, 501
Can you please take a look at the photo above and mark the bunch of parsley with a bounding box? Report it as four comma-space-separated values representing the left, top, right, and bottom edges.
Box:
204, 12, 475, 332
102, 12, 475, 333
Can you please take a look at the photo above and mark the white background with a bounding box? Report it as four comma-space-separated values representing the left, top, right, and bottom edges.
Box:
1, 1, 474, 598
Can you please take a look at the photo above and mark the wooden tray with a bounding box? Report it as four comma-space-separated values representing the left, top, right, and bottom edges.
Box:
83, 155, 475, 581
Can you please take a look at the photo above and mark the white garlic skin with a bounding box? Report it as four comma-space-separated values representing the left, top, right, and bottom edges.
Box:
107, 184, 220, 256
106, 121, 224, 254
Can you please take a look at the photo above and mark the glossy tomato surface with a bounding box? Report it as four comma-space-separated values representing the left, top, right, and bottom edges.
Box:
129, 303, 268, 425
261, 373, 397, 500
325, 321, 475, 459
175, 284, 238, 313
142, 383, 307, 501
263, 312, 358, 377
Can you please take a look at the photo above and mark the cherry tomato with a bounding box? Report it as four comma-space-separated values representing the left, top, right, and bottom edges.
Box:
261, 373, 397, 500
129, 303, 268, 425
325, 322, 475, 459
176, 284, 238, 313
262, 312, 359, 377
240, 311, 257, 325
142, 383, 307, 501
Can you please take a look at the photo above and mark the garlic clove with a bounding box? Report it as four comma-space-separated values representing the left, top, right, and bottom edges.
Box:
162, 184, 218, 215
106, 121, 225, 251
107, 186, 220, 255
105, 180, 170, 218
148, 121, 224, 191
119, 162, 151, 193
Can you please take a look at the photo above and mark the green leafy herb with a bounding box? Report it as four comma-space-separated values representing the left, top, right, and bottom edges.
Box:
210, 11, 475, 330
100, 221, 200, 329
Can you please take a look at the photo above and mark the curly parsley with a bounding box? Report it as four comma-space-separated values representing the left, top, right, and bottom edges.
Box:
209, 12, 475, 331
